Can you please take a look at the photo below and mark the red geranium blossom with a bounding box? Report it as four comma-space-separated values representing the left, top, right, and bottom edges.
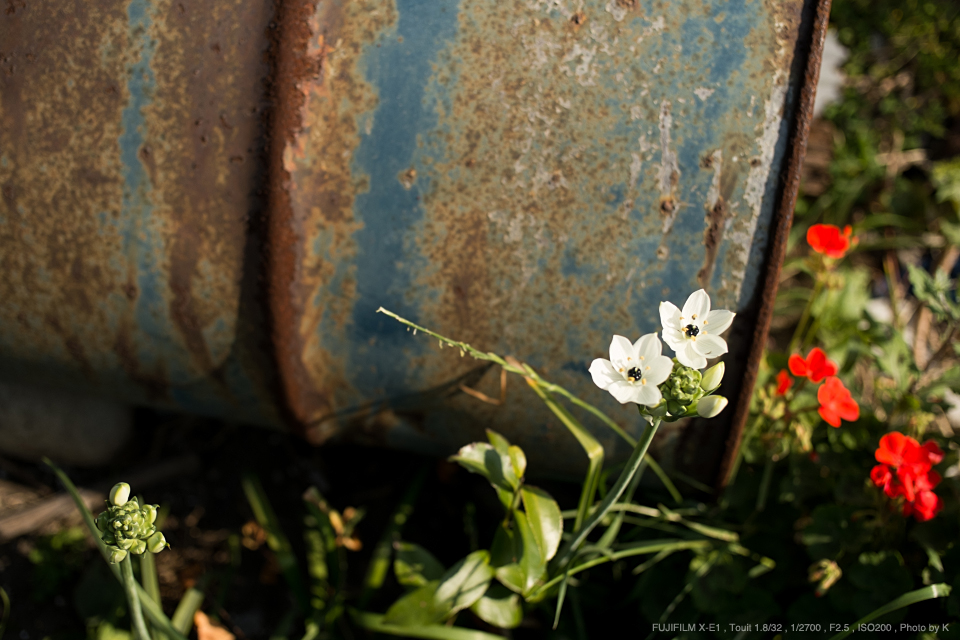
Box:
816, 376, 859, 427
903, 489, 943, 522
807, 224, 855, 259
775, 369, 793, 395
871, 433, 944, 521
788, 347, 838, 383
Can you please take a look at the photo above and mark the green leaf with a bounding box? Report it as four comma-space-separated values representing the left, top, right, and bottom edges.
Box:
508, 445, 526, 481
450, 442, 518, 491
241, 474, 309, 614
353, 611, 505, 640
382, 582, 447, 626
495, 511, 545, 597
394, 543, 445, 588
469, 585, 522, 629
435, 550, 494, 615
932, 158, 960, 212
486, 430, 511, 456
520, 486, 562, 562
827, 584, 952, 640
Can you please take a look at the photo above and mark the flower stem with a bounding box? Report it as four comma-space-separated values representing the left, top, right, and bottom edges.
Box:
756, 457, 776, 512
552, 417, 661, 570
790, 274, 824, 354
121, 554, 151, 640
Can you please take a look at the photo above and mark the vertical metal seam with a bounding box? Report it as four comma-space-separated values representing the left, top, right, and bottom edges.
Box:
265, 0, 322, 435
715, 0, 834, 489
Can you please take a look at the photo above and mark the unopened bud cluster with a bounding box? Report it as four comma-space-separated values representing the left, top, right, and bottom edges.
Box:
648, 361, 728, 422
95, 483, 167, 563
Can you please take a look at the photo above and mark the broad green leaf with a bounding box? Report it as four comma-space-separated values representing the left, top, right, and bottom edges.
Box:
450, 442, 518, 491
394, 543, 445, 588
382, 581, 448, 627
508, 445, 526, 480
353, 611, 505, 640
486, 430, 511, 455
495, 511, 546, 597
490, 525, 517, 567
470, 584, 522, 629
435, 550, 494, 614
520, 486, 562, 562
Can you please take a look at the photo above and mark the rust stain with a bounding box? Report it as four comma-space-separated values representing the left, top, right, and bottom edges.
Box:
0, 0, 269, 396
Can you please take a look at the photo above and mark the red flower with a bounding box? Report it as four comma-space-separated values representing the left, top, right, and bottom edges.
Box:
816, 376, 859, 427
775, 369, 793, 395
872, 433, 944, 521
788, 347, 839, 383
807, 224, 855, 258
875, 432, 914, 468
903, 490, 943, 522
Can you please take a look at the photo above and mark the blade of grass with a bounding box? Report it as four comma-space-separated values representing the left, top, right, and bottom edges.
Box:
533, 539, 711, 599
553, 419, 661, 570
170, 588, 204, 635
827, 584, 952, 640
0, 587, 9, 640
352, 612, 505, 640
241, 473, 309, 613
358, 467, 427, 608
44, 459, 189, 640
521, 376, 603, 533
379, 307, 683, 503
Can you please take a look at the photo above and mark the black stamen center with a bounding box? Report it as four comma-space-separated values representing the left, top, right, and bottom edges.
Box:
684, 324, 700, 337
627, 367, 643, 382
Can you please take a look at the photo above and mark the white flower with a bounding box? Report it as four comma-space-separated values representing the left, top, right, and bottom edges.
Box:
659, 289, 735, 369
589, 334, 674, 406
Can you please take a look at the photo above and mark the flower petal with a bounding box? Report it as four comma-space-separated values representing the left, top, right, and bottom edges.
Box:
609, 335, 635, 366
661, 328, 685, 351
659, 301, 682, 330
588, 358, 621, 390
606, 380, 642, 404
681, 289, 711, 322
693, 334, 728, 358
644, 355, 674, 386
676, 341, 707, 369
704, 309, 735, 335
633, 333, 663, 360
632, 383, 662, 407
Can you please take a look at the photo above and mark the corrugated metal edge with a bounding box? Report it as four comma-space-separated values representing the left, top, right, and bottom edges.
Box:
714, 0, 833, 489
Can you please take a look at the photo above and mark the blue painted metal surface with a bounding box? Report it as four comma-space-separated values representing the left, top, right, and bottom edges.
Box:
274, 0, 809, 471
0, 0, 821, 475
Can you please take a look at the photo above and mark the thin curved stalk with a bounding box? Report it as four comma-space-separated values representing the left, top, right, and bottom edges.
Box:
552, 418, 661, 570
121, 555, 151, 640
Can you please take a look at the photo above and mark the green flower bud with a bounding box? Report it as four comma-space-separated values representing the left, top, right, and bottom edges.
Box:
697, 395, 728, 419
116, 536, 136, 550
700, 362, 725, 393
130, 539, 147, 555
108, 548, 128, 564
109, 483, 131, 507
147, 532, 167, 554
142, 504, 158, 525
660, 363, 703, 413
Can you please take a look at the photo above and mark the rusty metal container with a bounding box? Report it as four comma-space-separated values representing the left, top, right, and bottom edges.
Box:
0, 0, 829, 484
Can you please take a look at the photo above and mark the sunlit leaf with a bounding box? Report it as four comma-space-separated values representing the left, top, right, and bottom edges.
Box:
470, 584, 522, 629
435, 550, 493, 615
450, 442, 518, 491
520, 486, 562, 561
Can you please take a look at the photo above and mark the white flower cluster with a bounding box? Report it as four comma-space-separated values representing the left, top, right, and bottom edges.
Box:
589, 290, 735, 411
